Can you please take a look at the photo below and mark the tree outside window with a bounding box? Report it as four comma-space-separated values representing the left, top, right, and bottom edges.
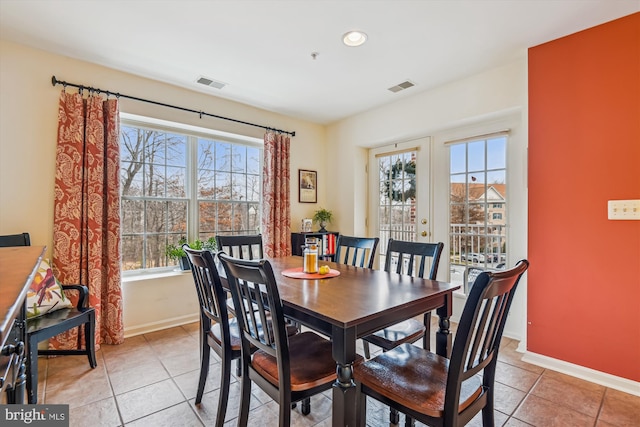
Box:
120, 120, 262, 271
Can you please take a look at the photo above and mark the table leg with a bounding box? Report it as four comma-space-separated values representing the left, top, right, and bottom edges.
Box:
436, 297, 453, 358
331, 325, 357, 427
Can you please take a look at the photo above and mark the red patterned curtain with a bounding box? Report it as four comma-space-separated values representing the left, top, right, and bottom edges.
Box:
262, 132, 291, 257
52, 91, 124, 349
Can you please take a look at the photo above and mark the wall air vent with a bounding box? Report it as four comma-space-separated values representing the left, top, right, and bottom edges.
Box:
196, 76, 227, 90
388, 80, 415, 93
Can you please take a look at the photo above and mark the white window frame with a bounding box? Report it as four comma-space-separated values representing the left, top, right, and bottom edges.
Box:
119, 113, 263, 275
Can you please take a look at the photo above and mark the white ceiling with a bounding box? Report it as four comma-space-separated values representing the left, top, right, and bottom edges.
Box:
1, 1, 638, 124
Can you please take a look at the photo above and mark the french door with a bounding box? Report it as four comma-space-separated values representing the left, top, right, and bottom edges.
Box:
368, 138, 431, 270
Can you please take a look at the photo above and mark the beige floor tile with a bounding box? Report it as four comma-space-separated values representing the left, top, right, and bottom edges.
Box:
503, 417, 534, 426
181, 322, 201, 337
495, 361, 542, 393
144, 326, 192, 344
44, 367, 113, 409
498, 340, 544, 375
530, 373, 604, 417
172, 362, 234, 401
541, 369, 607, 393
493, 381, 528, 415
465, 409, 510, 427
149, 335, 199, 359
597, 388, 640, 427
102, 345, 159, 374
109, 359, 171, 395
100, 335, 148, 355
69, 396, 121, 427
35, 322, 633, 427
193, 381, 267, 425
157, 348, 203, 377
115, 378, 185, 423
513, 394, 597, 427
126, 402, 203, 427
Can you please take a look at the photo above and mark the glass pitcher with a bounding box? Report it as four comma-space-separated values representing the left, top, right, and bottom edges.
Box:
302, 238, 319, 274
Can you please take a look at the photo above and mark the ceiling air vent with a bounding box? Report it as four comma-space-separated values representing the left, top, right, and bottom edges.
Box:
196, 76, 226, 90
388, 80, 415, 93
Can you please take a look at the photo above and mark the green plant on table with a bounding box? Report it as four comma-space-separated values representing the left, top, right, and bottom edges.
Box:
312, 208, 333, 232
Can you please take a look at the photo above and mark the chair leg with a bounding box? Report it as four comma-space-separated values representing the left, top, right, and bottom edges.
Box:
279, 395, 291, 427
404, 415, 415, 427
423, 311, 431, 352
390, 407, 400, 424
482, 380, 496, 427
85, 312, 97, 368
363, 340, 371, 359
214, 350, 232, 427
26, 335, 39, 404
301, 397, 311, 415
195, 342, 210, 404
237, 366, 252, 427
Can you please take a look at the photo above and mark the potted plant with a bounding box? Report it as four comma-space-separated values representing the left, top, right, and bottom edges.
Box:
166, 236, 217, 270
312, 208, 333, 232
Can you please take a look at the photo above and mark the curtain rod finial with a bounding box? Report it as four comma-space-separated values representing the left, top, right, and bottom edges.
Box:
51, 76, 58, 86
291, 131, 296, 137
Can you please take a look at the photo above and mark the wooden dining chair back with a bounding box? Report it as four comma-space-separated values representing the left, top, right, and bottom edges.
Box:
384, 239, 444, 279
355, 260, 529, 427
362, 239, 444, 355
0, 232, 97, 404
183, 246, 240, 426
216, 234, 264, 260
218, 253, 344, 427
334, 235, 379, 268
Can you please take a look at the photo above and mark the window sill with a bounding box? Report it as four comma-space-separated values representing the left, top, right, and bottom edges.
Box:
122, 268, 191, 283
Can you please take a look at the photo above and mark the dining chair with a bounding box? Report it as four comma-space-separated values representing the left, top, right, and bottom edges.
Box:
354, 260, 529, 427
360, 239, 444, 423
183, 246, 241, 426
362, 239, 444, 355
334, 235, 379, 269
0, 232, 97, 404
218, 253, 359, 426
216, 234, 264, 260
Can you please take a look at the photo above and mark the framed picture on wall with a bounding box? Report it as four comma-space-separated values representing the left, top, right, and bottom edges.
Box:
298, 169, 317, 203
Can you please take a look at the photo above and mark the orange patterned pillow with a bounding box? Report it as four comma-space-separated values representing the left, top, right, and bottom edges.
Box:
26, 259, 73, 318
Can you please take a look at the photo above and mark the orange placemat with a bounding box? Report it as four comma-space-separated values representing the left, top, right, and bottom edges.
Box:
281, 267, 340, 279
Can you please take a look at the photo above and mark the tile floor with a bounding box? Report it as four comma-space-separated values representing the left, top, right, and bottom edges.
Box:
36, 321, 639, 427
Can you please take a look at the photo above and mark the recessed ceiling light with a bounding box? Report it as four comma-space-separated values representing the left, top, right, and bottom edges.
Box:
342, 30, 367, 47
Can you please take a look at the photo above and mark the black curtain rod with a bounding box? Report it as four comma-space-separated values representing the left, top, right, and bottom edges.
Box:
51, 76, 295, 137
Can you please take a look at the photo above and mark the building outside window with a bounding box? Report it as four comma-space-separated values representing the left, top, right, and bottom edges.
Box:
449, 133, 508, 292
120, 116, 262, 272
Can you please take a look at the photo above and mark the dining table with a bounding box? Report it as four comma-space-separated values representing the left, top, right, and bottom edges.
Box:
259, 256, 460, 427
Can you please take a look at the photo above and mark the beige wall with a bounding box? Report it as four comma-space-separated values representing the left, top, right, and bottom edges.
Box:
0, 39, 327, 252
0, 40, 327, 336
327, 59, 528, 342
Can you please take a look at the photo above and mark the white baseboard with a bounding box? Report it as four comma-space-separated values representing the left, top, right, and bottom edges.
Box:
522, 351, 640, 397
123, 313, 199, 338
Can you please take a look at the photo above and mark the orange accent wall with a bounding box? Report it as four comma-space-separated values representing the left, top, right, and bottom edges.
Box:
528, 12, 640, 382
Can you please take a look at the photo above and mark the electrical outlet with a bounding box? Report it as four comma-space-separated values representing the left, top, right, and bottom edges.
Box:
608, 199, 640, 220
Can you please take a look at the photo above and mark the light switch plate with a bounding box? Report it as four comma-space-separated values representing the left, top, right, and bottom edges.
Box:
608, 199, 640, 220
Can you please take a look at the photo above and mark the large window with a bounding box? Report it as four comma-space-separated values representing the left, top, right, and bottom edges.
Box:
120, 116, 262, 271
449, 134, 507, 291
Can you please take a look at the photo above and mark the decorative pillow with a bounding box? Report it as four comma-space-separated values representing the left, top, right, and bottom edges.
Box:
26, 259, 73, 319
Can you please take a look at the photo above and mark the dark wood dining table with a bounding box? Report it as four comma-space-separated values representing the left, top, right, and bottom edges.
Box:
263, 256, 460, 427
